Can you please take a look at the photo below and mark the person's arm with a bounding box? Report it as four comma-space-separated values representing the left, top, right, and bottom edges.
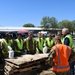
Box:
34, 40, 36, 51
47, 49, 56, 66
0, 42, 5, 63
23, 40, 28, 53
64, 37, 69, 46
36, 41, 39, 50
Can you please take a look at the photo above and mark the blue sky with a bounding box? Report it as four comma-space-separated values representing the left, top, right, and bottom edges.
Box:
0, 0, 75, 27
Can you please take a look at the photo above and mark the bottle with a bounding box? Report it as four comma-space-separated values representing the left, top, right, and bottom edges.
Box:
8, 46, 14, 59
43, 43, 48, 54
9, 49, 14, 59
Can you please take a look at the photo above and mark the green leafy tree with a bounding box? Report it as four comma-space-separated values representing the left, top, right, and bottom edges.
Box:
50, 17, 58, 28
41, 16, 51, 29
40, 16, 58, 30
59, 20, 74, 32
58, 22, 64, 29
72, 20, 75, 31
23, 23, 35, 27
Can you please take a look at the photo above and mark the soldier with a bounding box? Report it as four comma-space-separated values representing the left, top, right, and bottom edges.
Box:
46, 33, 54, 52
41, 34, 47, 44
2, 33, 12, 58
23, 32, 36, 54
0, 41, 5, 75
12, 33, 24, 57
36, 33, 44, 53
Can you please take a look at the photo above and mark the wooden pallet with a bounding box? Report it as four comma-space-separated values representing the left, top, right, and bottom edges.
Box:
4, 54, 49, 75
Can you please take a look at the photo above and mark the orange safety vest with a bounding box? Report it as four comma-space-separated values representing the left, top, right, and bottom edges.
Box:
52, 44, 71, 72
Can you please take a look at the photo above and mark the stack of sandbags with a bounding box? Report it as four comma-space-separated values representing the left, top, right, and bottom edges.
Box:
4, 54, 49, 75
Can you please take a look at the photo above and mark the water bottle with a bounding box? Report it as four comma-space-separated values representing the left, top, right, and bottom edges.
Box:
8, 46, 14, 59
9, 49, 14, 59
43, 43, 48, 54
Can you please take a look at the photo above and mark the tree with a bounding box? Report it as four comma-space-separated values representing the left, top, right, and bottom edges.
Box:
40, 16, 58, 30
72, 20, 75, 31
59, 20, 74, 32
23, 23, 35, 27
41, 16, 51, 30
58, 22, 64, 29
50, 17, 58, 28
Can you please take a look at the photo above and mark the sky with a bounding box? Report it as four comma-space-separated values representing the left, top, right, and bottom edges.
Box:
0, 0, 75, 27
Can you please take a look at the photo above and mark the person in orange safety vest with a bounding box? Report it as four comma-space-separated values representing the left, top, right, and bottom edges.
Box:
48, 35, 72, 75
40, 36, 72, 75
